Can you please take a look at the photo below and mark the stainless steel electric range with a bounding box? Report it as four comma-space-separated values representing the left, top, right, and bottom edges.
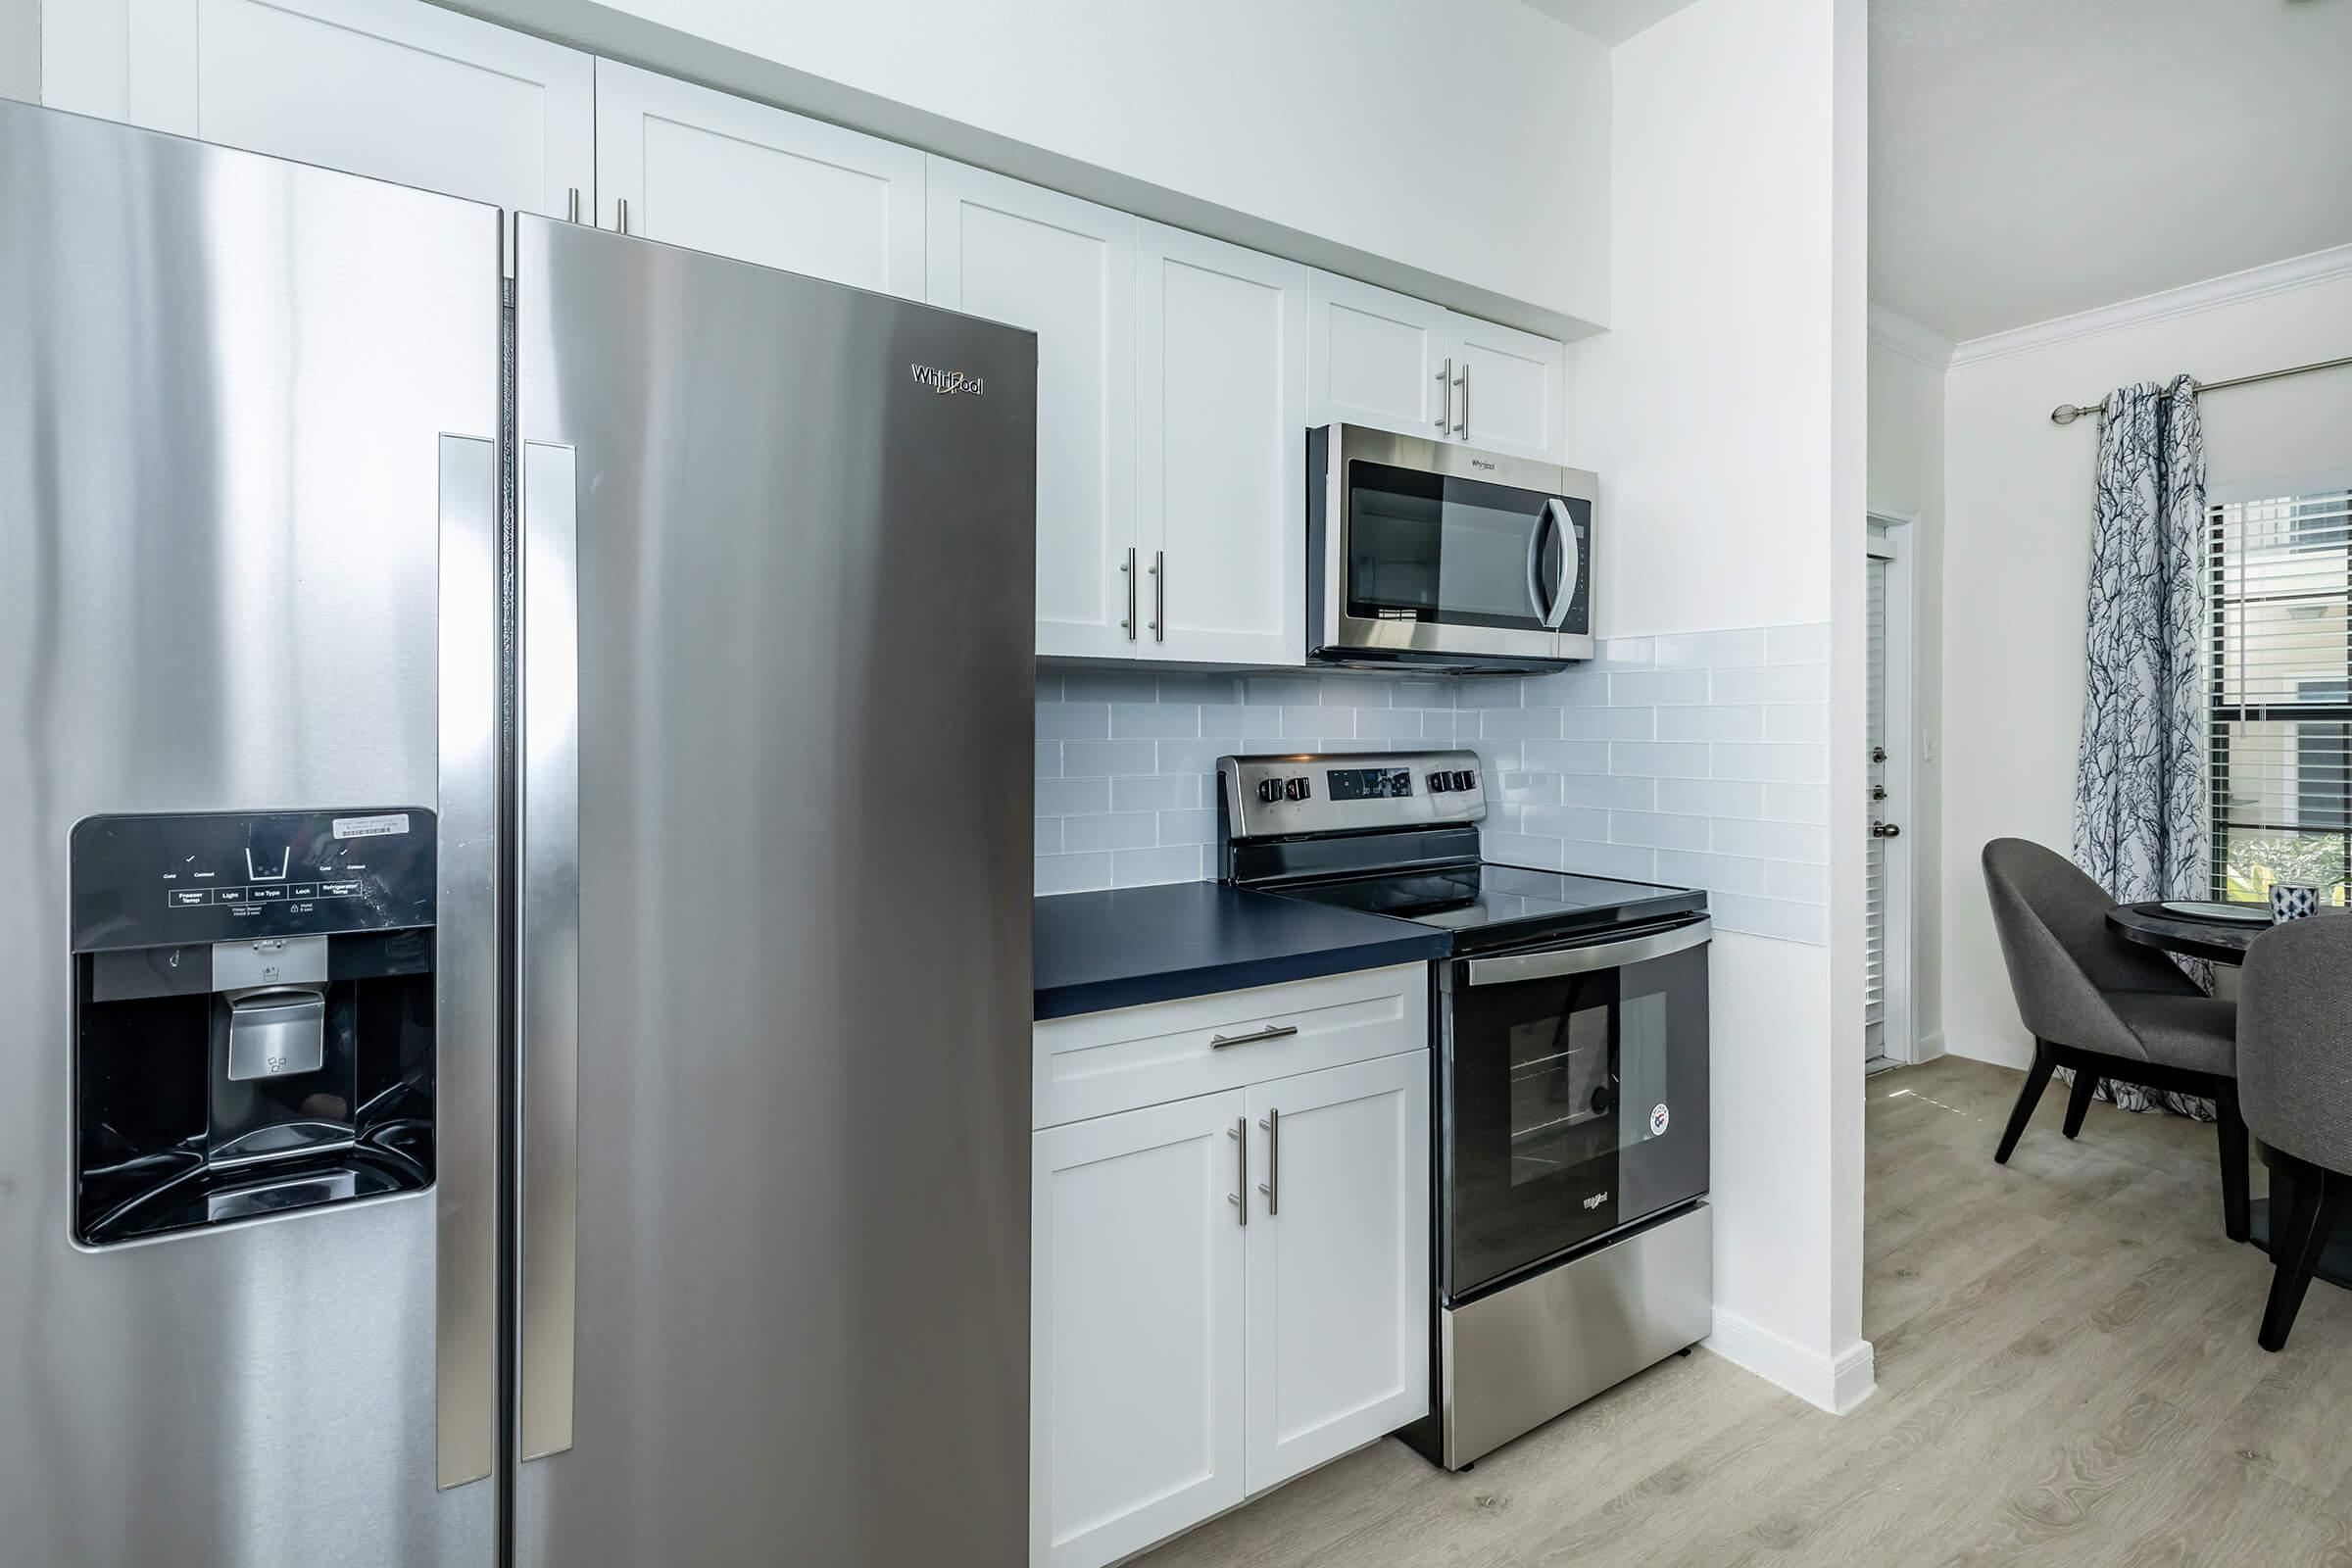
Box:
1218, 748, 1714, 1470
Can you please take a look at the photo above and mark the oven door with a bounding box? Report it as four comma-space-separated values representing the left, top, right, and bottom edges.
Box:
1441, 918, 1710, 1302
1317, 425, 1594, 663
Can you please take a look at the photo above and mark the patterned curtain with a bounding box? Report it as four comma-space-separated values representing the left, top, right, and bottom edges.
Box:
2072, 375, 2210, 1116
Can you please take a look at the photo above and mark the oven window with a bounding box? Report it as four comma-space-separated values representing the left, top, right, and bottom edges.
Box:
1346, 460, 1563, 632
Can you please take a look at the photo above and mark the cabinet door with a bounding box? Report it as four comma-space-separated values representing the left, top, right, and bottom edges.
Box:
1307, 270, 1454, 443
1450, 314, 1567, 464
1244, 1052, 1430, 1494
1136, 220, 1308, 665
597, 58, 924, 296
926, 159, 1139, 660
1033, 1091, 1247, 1568
107, 0, 591, 216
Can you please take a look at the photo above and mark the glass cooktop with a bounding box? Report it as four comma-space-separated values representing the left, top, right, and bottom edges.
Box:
1260, 861, 1704, 955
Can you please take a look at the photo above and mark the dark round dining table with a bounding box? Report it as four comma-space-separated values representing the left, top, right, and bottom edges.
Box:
2107, 899, 2351, 1287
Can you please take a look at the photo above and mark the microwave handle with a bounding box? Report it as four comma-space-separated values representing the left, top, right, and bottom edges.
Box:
1524, 503, 1552, 621
1464, 918, 1711, 987
1539, 497, 1577, 630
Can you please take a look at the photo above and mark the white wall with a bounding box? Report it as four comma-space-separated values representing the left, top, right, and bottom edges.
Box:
1867, 337, 1946, 1054
1568, 0, 1871, 1413
1940, 268, 2352, 1068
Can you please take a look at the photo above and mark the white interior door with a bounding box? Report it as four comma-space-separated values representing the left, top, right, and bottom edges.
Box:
1865, 518, 1914, 1066
596, 57, 924, 296
1243, 1053, 1429, 1494
1032, 1091, 1247, 1568
1136, 219, 1308, 665
108, 0, 592, 216
926, 158, 1139, 660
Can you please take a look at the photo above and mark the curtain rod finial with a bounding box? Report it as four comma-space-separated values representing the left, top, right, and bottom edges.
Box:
2051, 403, 2090, 425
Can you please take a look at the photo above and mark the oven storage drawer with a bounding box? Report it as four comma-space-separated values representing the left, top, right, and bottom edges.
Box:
1033, 962, 1428, 1130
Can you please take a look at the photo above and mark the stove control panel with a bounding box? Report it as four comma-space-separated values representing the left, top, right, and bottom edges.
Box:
1218, 750, 1486, 841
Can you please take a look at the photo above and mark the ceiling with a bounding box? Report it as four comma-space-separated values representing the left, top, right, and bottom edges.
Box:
1872, 0, 2352, 344
1516, 0, 1701, 46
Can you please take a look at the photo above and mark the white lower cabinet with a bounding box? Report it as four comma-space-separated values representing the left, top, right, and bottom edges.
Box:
1031, 968, 1430, 1568
1244, 1053, 1430, 1494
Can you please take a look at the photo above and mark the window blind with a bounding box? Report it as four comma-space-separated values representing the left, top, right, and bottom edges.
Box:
2209, 487, 2352, 905
1864, 543, 1887, 1052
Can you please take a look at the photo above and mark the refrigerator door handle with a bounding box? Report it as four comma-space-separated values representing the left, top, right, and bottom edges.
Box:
518, 439, 582, 1462
436, 434, 501, 1491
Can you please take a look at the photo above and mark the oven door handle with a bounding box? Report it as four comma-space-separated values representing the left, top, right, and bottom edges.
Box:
1463, 917, 1711, 987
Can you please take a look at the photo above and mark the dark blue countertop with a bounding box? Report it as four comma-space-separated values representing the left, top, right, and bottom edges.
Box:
1034, 881, 1448, 1021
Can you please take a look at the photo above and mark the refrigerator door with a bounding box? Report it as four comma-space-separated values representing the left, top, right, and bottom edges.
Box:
0, 104, 501, 1564
511, 218, 1036, 1568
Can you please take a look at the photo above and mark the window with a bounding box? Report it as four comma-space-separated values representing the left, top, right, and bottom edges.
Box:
2210, 488, 2352, 905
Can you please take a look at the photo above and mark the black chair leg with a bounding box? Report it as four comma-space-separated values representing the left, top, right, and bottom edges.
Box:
2063, 1068, 2100, 1140
2260, 1170, 2341, 1352
2215, 1087, 2252, 1245
1996, 1040, 2058, 1165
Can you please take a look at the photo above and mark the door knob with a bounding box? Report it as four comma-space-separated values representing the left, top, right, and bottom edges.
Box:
1872, 821, 1902, 839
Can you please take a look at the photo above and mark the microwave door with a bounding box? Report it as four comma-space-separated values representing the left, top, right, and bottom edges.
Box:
1340, 459, 1563, 662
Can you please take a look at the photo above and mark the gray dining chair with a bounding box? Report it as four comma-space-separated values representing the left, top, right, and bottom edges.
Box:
2238, 913, 2352, 1350
1981, 838, 2249, 1242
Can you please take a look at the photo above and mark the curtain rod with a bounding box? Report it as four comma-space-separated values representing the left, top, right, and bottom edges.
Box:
2048, 351, 2352, 425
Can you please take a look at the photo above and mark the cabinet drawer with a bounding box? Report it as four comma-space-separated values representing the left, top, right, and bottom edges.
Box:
1034, 962, 1428, 1129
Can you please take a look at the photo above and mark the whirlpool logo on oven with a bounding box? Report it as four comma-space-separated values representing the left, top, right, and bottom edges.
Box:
1582, 1191, 1609, 1211
911, 364, 985, 396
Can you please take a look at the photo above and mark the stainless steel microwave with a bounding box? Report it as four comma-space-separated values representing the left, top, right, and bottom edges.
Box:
1308, 423, 1596, 671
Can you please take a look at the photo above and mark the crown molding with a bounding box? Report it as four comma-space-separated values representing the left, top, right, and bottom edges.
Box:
1946, 241, 2352, 371
1866, 304, 1954, 372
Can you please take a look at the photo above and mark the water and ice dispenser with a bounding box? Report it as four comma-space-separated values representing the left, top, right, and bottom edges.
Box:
70, 808, 439, 1245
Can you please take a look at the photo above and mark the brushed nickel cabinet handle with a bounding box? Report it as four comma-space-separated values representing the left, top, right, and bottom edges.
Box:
1229, 1119, 1248, 1227
1453, 363, 1469, 439
1257, 1108, 1280, 1216
1436, 357, 1452, 431
565, 187, 580, 223
1120, 547, 1138, 639
615, 196, 630, 235
1150, 550, 1165, 642
1210, 1023, 1298, 1050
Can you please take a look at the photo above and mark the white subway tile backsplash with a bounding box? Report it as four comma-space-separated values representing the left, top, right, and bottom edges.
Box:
1063, 739, 1159, 777
1030, 619, 1831, 939
1654, 706, 1764, 743
1037, 778, 1112, 816
1111, 702, 1200, 738
1712, 742, 1827, 784
1561, 707, 1656, 741
1114, 846, 1205, 887
1712, 816, 1830, 863
1608, 810, 1710, 851
1711, 663, 1828, 705
1611, 741, 1712, 779
1037, 702, 1109, 739
1607, 669, 1710, 707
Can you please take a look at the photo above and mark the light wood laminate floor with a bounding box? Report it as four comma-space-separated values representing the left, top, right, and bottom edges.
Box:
1137, 1055, 2352, 1568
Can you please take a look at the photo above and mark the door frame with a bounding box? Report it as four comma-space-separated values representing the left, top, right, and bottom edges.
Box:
1867, 512, 1919, 1066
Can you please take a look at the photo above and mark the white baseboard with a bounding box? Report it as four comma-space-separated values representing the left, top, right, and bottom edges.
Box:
1912, 1030, 1947, 1063
1704, 1309, 1877, 1414
1942, 1029, 2034, 1072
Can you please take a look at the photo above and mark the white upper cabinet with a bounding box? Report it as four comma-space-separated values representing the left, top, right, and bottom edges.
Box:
1243, 1053, 1429, 1494
1308, 269, 1569, 465
596, 60, 924, 297
1136, 220, 1308, 666
1032, 1091, 1247, 1568
926, 159, 1138, 660
1451, 315, 1568, 465
1306, 272, 1454, 445
104, 0, 591, 217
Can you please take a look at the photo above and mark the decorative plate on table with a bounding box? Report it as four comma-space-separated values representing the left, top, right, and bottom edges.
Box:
2158, 901, 2272, 923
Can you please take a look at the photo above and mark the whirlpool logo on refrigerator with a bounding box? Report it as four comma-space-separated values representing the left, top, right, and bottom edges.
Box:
911, 364, 985, 396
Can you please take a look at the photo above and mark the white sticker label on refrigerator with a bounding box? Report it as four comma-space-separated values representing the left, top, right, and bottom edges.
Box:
332, 813, 410, 841
1649, 1102, 1671, 1137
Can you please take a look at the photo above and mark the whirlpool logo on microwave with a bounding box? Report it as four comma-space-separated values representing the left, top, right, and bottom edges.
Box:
1582, 1191, 1610, 1211
911, 364, 985, 396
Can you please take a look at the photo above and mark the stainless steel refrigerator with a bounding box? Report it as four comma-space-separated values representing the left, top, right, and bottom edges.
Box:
0, 101, 1036, 1568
